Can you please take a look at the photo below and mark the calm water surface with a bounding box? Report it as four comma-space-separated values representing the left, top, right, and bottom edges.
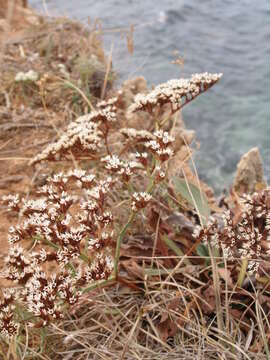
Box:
29, 0, 270, 192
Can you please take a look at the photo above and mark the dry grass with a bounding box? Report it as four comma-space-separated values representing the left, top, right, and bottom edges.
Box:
5, 257, 267, 360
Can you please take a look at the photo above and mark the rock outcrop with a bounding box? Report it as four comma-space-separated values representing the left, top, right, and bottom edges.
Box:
233, 147, 267, 194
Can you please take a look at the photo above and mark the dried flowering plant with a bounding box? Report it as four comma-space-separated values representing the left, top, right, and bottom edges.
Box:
193, 188, 270, 282
1, 171, 115, 332
0, 73, 222, 337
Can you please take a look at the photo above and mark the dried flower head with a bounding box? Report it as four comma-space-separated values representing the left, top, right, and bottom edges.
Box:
15, 70, 39, 82
30, 117, 103, 164
131, 192, 152, 212
144, 130, 175, 162
129, 72, 222, 114
30, 95, 120, 165
194, 188, 270, 273
0, 289, 18, 337
101, 154, 140, 182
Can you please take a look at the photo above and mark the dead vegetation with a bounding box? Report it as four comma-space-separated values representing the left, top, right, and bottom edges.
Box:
0, 2, 270, 360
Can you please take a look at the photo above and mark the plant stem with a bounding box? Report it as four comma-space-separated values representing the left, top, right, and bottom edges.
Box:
237, 258, 248, 287
147, 160, 158, 194
208, 242, 224, 334
82, 275, 115, 293
146, 177, 155, 193
114, 212, 136, 278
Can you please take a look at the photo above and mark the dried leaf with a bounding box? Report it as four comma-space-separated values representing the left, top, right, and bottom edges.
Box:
217, 267, 233, 287
156, 298, 180, 341
198, 285, 216, 315
157, 316, 178, 342
121, 259, 145, 280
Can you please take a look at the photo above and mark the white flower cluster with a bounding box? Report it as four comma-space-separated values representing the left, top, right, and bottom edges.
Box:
30, 117, 103, 164
87, 230, 114, 251
85, 177, 114, 201
24, 269, 79, 326
131, 192, 152, 212
155, 165, 166, 181
129, 72, 222, 113
31, 95, 119, 165
1, 194, 20, 211
15, 70, 39, 82
120, 129, 175, 163
0, 289, 18, 337
145, 130, 175, 161
22, 198, 47, 214
193, 188, 270, 273
3, 244, 35, 283
97, 96, 118, 111
92, 107, 117, 123
84, 250, 114, 282
49, 170, 96, 190
101, 155, 140, 181
134, 152, 148, 167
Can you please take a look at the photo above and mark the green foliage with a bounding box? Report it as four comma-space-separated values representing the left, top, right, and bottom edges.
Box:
172, 177, 210, 225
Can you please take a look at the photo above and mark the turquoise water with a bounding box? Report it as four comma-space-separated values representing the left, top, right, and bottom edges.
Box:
29, 0, 270, 192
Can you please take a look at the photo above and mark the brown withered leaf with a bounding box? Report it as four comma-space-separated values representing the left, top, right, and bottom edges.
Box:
230, 189, 244, 226
148, 209, 174, 267
120, 234, 154, 258
229, 308, 244, 321
217, 267, 233, 287
156, 297, 180, 342
121, 259, 145, 280
156, 316, 178, 342
149, 208, 170, 236
197, 285, 216, 315
166, 211, 195, 233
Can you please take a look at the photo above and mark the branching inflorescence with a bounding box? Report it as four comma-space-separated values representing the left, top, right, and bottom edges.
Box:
30, 95, 120, 164
129, 72, 222, 114
1, 170, 115, 329
1, 73, 222, 337
193, 189, 270, 273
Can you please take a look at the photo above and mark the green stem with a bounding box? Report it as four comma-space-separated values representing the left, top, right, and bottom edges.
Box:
82, 275, 116, 293
114, 212, 136, 278
146, 177, 155, 193
126, 181, 134, 195
237, 258, 248, 287
208, 242, 224, 334
147, 159, 159, 194
44, 237, 59, 250
160, 109, 176, 128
